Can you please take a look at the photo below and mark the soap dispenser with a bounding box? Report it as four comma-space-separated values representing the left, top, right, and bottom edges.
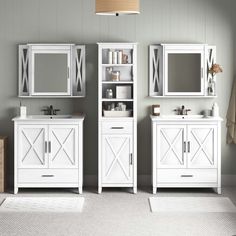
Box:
212, 102, 219, 117
19, 101, 27, 117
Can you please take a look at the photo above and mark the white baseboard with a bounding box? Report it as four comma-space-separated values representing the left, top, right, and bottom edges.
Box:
84, 175, 236, 187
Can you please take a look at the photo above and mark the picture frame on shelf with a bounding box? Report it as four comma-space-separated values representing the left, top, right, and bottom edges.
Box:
116, 86, 131, 99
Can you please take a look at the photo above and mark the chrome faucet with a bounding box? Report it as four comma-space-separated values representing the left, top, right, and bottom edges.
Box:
174, 105, 191, 115
41, 105, 60, 115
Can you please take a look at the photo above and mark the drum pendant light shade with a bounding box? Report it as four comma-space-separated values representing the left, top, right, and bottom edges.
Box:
95, 0, 140, 16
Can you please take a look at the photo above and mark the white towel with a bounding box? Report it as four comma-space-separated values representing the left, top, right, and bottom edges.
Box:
226, 78, 236, 144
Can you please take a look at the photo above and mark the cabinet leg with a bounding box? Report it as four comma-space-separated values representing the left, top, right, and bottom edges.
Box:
98, 187, 102, 194
78, 187, 83, 194
133, 187, 137, 194
14, 187, 18, 194
153, 187, 157, 194
215, 187, 221, 195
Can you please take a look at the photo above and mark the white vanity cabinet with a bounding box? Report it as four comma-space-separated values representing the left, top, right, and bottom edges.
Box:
98, 43, 137, 194
151, 116, 222, 194
13, 116, 84, 194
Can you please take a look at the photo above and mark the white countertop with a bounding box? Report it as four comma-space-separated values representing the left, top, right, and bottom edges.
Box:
12, 114, 85, 121
150, 115, 223, 121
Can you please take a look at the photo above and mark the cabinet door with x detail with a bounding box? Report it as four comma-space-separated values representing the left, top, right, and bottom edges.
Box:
157, 125, 187, 169
102, 134, 133, 184
48, 125, 78, 168
18, 125, 48, 168
187, 125, 217, 168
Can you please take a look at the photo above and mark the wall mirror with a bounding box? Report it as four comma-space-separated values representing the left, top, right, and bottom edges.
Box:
166, 52, 203, 95
149, 44, 216, 97
19, 44, 86, 97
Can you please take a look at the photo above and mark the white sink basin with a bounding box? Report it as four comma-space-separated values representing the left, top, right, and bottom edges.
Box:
160, 115, 204, 119
28, 115, 73, 119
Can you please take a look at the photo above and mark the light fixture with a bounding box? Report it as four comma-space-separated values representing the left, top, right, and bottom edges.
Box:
95, 0, 140, 16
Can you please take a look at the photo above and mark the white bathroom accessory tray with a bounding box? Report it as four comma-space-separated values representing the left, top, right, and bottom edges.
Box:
103, 110, 132, 117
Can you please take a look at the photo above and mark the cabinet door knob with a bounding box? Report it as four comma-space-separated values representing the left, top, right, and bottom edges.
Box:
188, 141, 190, 153
129, 153, 133, 165
183, 142, 186, 153
45, 141, 47, 153
49, 141, 51, 153
111, 127, 124, 129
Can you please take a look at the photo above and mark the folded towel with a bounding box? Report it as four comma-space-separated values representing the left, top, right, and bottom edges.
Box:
226, 78, 236, 144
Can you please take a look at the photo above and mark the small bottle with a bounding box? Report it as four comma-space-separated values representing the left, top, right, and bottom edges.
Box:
118, 51, 123, 64
112, 51, 118, 64
212, 102, 219, 117
108, 50, 112, 64
106, 89, 113, 99
108, 89, 113, 99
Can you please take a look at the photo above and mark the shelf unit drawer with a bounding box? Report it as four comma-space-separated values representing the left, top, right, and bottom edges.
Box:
18, 169, 78, 183
101, 121, 133, 134
157, 169, 217, 183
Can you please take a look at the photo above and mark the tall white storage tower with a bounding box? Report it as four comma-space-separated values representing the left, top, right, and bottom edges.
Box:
97, 43, 137, 194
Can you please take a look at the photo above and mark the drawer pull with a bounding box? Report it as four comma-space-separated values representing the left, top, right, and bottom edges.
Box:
41, 175, 54, 177
111, 127, 124, 129
181, 175, 193, 178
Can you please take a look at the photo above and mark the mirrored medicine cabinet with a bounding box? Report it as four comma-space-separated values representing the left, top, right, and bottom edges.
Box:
149, 44, 216, 97
18, 44, 86, 97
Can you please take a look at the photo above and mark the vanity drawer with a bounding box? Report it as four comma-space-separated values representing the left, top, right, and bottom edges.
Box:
18, 169, 78, 183
101, 121, 133, 134
157, 169, 217, 183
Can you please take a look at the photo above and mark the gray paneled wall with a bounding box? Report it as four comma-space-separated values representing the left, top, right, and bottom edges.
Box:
0, 0, 235, 187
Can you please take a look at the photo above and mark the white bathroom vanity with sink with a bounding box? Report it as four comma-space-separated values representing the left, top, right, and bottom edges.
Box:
151, 115, 222, 194
13, 115, 84, 194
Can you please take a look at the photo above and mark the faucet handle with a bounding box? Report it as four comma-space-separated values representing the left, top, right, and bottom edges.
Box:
185, 109, 191, 115
41, 106, 50, 115
174, 108, 180, 115
53, 109, 60, 115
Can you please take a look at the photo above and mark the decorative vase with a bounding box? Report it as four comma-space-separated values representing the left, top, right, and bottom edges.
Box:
207, 78, 216, 96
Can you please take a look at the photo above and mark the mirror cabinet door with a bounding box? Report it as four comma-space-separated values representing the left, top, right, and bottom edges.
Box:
19, 45, 30, 96
166, 52, 204, 95
164, 45, 205, 96
31, 46, 71, 96
72, 45, 86, 97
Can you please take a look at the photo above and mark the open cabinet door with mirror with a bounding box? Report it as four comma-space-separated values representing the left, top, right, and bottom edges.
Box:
149, 44, 216, 98
18, 44, 86, 98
